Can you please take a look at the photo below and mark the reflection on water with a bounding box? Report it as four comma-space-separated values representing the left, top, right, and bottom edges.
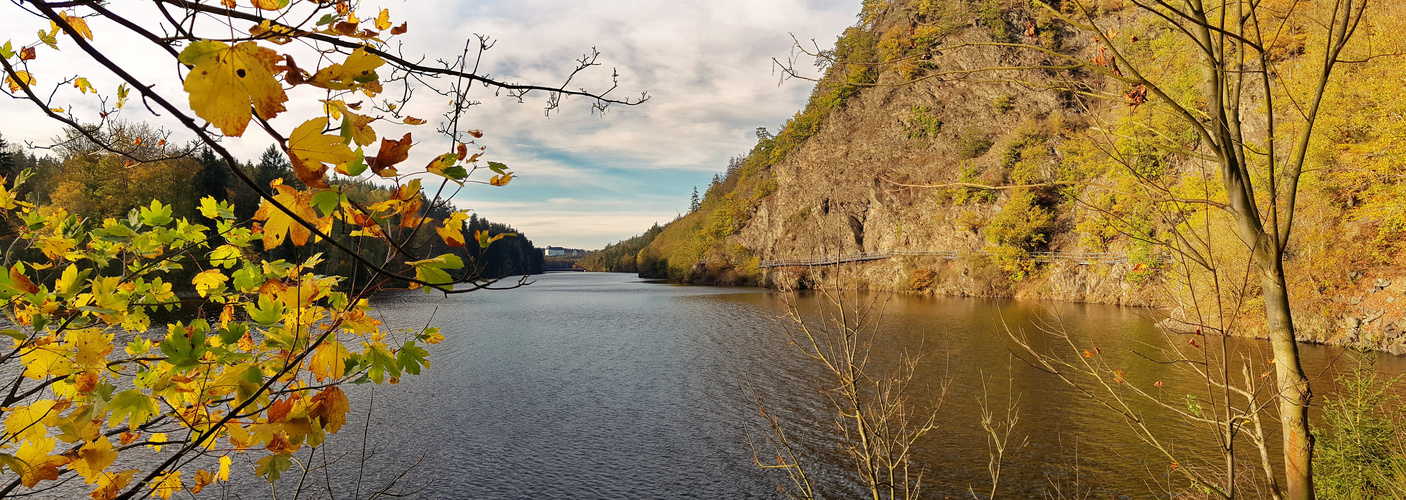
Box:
244, 272, 1400, 499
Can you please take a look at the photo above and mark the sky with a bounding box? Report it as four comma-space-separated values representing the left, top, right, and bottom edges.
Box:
0, 0, 861, 250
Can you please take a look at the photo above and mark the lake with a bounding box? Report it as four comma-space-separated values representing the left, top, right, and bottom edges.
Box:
265, 272, 1402, 499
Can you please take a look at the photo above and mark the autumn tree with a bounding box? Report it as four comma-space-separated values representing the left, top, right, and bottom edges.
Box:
0, 0, 641, 498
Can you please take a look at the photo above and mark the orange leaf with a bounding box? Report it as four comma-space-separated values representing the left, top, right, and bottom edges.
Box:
402, 116, 427, 125
391, 22, 408, 35
308, 386, 350, 433
59, 13, 94, 41
466, 129, 483, 138
366, 133, 411, 177
266, 397, 294, 422
19, 47, 35, 61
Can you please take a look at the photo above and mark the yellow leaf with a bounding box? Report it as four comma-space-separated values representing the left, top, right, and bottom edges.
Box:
287, 117, 354, 188
151, 471, 182, 500
253, 180, 325, 249
5, 400, 62, 443
307, 341, 349, 382
218, 455, 232, 482
66, 328, 113, 370
346, 112, 376, 147
435, 211, 470, 247
49, 107, 64, 113
89, 470, 137, 500
308, 47, 385, 91
59, 13, 93, 41
5, 70, 35, 93
191, 469, 214, 494
375, 9, 392, 31
179, 40, 288, 137
146, 433, 168, 452
249, 0, 290, 10
15, 437, 65, 487
22, 343, 73, 380
489, 173, 513, 186
402, 116, 427, 125
73, 77, 95, 94
70, 437, 118, 484
192, 269, 229, 298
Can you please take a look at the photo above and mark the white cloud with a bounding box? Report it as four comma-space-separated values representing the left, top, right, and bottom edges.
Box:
0, 0, 859, 249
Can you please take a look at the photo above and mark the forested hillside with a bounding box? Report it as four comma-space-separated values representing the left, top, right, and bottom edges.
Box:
0, 124, 543, 287
616, 0, 1406, 349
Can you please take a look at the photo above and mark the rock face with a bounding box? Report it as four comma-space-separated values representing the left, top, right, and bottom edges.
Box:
1333, 276, 1406, 352
725, 22, 1151, 304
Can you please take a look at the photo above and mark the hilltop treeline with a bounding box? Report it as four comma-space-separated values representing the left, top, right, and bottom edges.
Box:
576, 224, 663, 273
0, 123, 542, 289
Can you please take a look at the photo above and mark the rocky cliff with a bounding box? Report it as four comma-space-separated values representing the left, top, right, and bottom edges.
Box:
606, 0, 1406, 350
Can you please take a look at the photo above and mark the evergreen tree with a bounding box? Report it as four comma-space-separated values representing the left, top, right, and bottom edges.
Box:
690, 186, 700, 212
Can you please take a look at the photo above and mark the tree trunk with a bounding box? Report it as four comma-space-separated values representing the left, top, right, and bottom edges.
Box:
1262, 263, 1315, 500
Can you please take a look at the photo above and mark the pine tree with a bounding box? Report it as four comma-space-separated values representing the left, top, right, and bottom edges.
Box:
690, 186, 700, 212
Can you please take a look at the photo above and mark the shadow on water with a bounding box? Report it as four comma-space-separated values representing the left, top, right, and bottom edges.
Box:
216, 272, 1399, 499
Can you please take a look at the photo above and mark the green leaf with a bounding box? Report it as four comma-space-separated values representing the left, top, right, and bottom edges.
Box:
245, 295, 284, 326
209, 245, 242, 269
232, 264, 263, 292
407, 254, 463, 292
159, 323, 209, 369
311, 190, 342, 218
108, 390, 160, 428
198, 196, 236, 220
316, 14, 336, 26
256, 453, 293, 483
218, 322, 247, 345
139, 199, 174, 227
397, 341, 429, 376
344, 150, 368, 177
0, 41, 13, 60
487, 161, 509, 175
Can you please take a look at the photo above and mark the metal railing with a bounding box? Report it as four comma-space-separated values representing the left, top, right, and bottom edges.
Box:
757, 249, 1135, 269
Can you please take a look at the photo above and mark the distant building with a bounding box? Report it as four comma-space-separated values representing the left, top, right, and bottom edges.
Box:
544, 246, 587, 257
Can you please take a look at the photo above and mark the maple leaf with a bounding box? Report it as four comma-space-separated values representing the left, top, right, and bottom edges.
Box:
5, 400, 63, 443
218, 455, 232, 482
253, 179, 327, 249
435, 211, 470, 247
308, 47, 385, 91
308, 386, 350, 432
367, 133, 411, 177
20, 46, 35, 61
108, 389, 160, 428
15, 437, 66, 487
191, 469, 214, 494
5, 70, 35, 93
250, 0, 290, 10
58, 12, 94, 41
308, 340, 349, 382
375, 9, 392, 31
70, 437, 118, 484
89, 470, 136, 500
151, 471, 182, 500
287, 117, 354, 188
178, 40, 288, 137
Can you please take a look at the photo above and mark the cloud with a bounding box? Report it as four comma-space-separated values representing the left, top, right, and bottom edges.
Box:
0, 0, 858, 249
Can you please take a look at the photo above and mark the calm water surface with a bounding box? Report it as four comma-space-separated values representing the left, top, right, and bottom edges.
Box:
274, 272, 1403, 499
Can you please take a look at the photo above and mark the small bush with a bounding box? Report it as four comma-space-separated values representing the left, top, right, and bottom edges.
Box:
991, 95, 1014, 114
955, 130, 993, 160
910, 267, 938, 290
1315, 363, 1405, 498
906, 106, 944, 140
987, 189, 1054, 250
